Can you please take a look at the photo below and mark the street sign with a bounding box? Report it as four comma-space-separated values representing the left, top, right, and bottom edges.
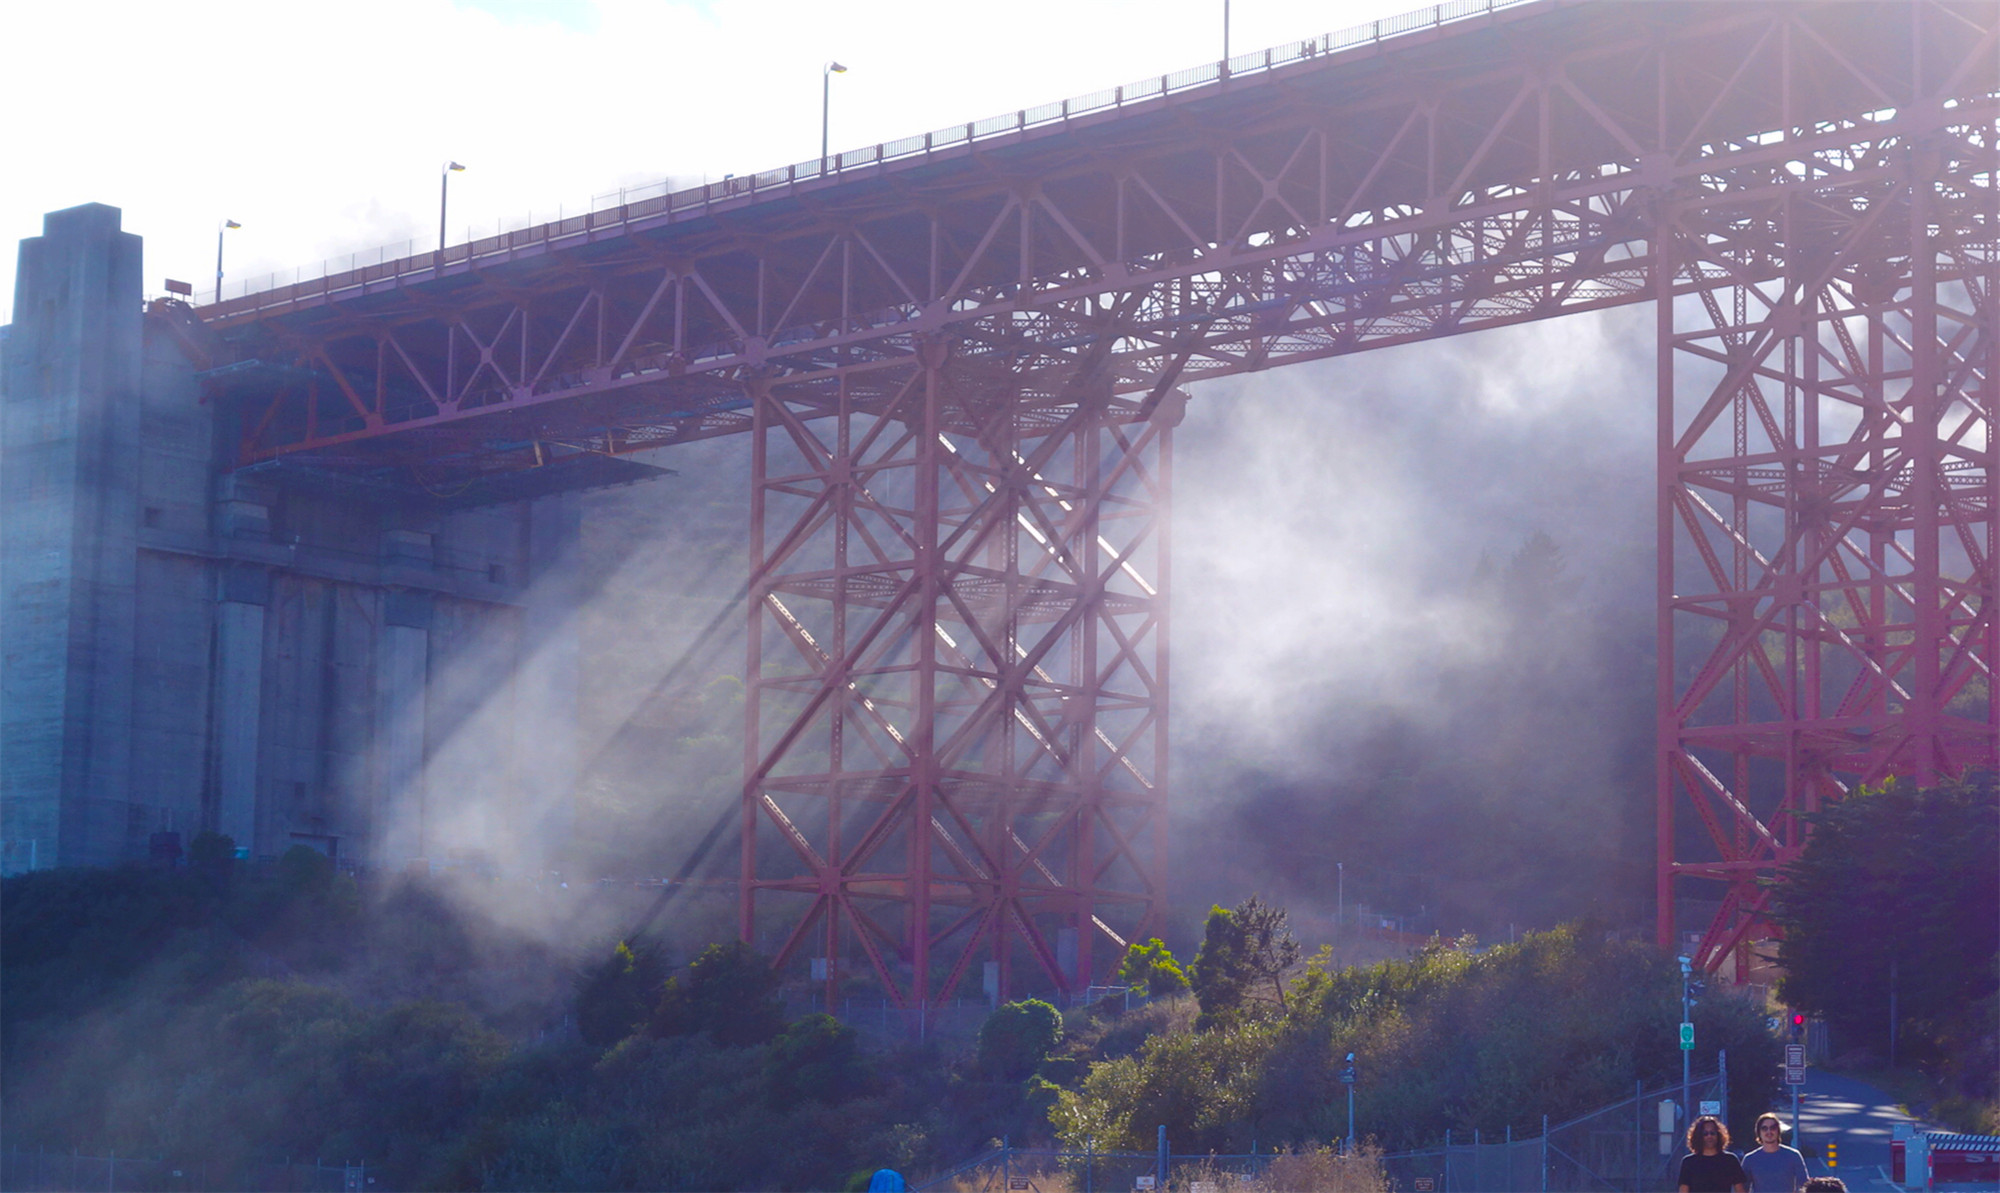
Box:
1680, 1021, 1695, 1050
1700, 1101, 1722, 1117
1136, 1178, 1156, 1190
1785, 1044, 1805, 1067
1340, 1070, 1357, 1084
1415, 1180, 1437, 1192
1786, 1066, 1806, 1085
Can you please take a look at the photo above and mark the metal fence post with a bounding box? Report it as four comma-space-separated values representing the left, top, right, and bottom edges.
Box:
1157, 1125, 1167, 1189
1541, 1115, 1548, 1193
1635, 1079, 1643, 1193
1717, 1049, 1728, 1126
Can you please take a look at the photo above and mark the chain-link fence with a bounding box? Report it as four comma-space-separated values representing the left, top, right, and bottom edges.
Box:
919, 1066, 1728, 1193
0, 1147, 367, 1192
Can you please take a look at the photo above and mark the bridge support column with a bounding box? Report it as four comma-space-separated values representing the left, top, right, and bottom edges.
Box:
213, 565, 269, 853
742, 349, 1174, 1008
1656, 131, 1997, 969
373, 591, 431, 867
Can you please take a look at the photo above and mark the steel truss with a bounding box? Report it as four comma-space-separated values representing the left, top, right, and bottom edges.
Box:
1657, 107, 1997, 973
744, 348, 1172, 1005
195, 1, 1998, 985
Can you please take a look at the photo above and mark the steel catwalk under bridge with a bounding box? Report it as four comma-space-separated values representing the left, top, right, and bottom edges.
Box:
196, 0, 1997, 1002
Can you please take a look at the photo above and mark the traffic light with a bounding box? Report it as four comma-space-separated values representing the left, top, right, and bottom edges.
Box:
1791, 1012, 1805, 1041
1826, 1142, 1838, 1169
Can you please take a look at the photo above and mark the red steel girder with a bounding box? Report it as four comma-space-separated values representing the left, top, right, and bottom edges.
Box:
205, 3, 1994, 482
1654, 95, 1997, 973
189, 0, 1998, 990
742, 344, 1171, 1006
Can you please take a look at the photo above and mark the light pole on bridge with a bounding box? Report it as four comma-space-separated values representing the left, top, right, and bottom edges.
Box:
214, 219, 240, 305
439, 160, 466, 256
822, 61, 848, 170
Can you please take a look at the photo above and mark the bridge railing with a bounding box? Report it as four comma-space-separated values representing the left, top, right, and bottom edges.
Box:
211, 0, 1539, 312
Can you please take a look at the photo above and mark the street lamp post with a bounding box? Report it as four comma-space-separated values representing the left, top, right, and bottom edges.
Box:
822, 62, 848, 168
214, 220, 241, 305
439, 161, 466, 256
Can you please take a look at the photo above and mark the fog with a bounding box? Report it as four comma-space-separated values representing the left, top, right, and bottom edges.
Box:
1169, 303, 1660, 943
390, 300, 1666, 960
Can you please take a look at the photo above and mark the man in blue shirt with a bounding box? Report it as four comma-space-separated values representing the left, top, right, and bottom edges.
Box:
1740, 1113, 1811, 1192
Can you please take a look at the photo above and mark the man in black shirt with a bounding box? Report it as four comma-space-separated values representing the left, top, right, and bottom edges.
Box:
1677, 1115, 1747, 1192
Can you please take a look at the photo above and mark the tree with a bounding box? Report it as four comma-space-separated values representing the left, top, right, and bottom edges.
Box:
977, 998, 1063, 1080
576, 940, 667, 1047
1118, 937, 1191, 997
648, 940, 787, 1047
1772, 771, 1999, 1072
767, 1012, 866, 1107
1058, 925, 1781, 1154
1191, 897, 1300, 1027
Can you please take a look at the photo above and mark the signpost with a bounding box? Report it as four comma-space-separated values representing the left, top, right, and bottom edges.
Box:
1680, 1022, 1695, 1050
1341, 1053, 1357, 1156
1786, 1038, 1806, 1154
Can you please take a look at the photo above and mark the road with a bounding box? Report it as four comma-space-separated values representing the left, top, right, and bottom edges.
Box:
1790, 1069, 1929, 1192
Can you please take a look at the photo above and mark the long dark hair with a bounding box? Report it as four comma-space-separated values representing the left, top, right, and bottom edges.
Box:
1686, 1114, 1731, 1152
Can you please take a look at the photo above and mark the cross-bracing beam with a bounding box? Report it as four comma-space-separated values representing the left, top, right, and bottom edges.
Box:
742, 342, 1172, 1006
1656, 99, 1996, 973
195, 1, 1998, 988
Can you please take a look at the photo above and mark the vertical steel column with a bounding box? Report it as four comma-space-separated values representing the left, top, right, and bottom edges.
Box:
742, 350, 1172, 1008
1656, 114, 1997, 967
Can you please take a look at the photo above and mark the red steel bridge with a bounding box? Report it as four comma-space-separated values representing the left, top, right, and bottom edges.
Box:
197, 0, 1997, 1000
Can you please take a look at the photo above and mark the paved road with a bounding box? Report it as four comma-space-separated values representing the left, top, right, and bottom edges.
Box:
1789, 1069, 1929, 1192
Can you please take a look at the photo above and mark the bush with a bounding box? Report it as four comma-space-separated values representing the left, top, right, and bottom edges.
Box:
648, 940, 786, 1047
1119, 938, 1192, 997
1055, 924, 1781, 1153
576, 940, 666, 1047
978, 999, 1063, 1080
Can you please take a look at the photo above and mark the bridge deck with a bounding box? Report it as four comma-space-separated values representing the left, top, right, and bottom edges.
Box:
196, 0, 1996, 480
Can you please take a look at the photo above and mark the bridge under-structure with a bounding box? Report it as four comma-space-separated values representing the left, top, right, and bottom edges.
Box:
185, 0, 1994, 999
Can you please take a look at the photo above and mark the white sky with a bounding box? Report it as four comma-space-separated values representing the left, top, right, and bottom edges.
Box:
2, 0, 1428, 323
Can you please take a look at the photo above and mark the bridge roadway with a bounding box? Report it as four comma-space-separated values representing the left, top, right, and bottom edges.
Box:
188, 0, 1996, 1005
199, 0, 1989, 478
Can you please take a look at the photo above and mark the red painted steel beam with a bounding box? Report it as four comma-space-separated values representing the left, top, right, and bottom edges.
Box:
1655, 80, 1997, 973
193, 0, 1996, 993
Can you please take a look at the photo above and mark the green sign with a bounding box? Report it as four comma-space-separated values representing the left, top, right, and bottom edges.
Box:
1679, 1022, 1695, 1050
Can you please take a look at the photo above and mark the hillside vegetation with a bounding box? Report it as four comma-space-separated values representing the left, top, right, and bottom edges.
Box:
5, 855, 1786, 1190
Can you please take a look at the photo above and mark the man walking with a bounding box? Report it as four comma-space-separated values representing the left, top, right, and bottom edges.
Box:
1741, 1113, 1811, 1192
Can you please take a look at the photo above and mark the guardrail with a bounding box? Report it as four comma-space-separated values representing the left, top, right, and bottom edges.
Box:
211, 0, 1538, 311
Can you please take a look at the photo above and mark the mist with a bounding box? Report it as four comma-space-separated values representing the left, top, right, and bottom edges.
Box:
375, 300, 1662, 974
1170, 302, 1660, 943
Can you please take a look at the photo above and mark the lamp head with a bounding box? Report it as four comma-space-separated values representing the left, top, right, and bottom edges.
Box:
224, 220, 242, 230
447, 161, 467, 172
827, 61, 847, 73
